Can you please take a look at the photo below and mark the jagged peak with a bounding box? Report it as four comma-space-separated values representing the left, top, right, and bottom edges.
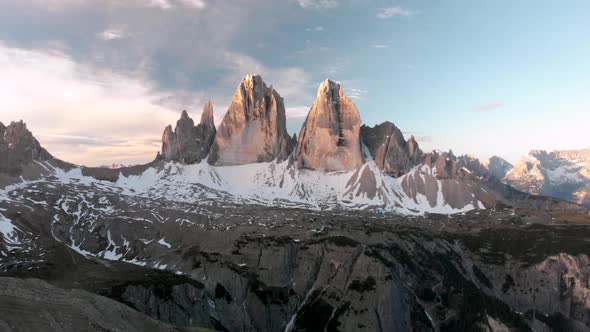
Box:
240, 74, 266, 90
163, 124, 174, 134
317, 79, 342, 98
201, 100, 215, 126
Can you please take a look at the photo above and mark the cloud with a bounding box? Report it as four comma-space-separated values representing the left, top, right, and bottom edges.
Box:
296, 0, 338, 10
305, 26, 325, 32
473, 103, 504, 111
0, 42, 179, 166
98, 28, 128, 41
345, 87, 367, 100
24, 0, 207, 10
377, 6, 416, 19
147, 0, 206, 10
372, 44, 389, 49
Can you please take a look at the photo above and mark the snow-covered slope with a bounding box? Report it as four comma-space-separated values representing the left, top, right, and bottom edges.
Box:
1, 159, 488, 217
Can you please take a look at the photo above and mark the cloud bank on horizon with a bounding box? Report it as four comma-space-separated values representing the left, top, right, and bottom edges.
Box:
0, 0, 588, 166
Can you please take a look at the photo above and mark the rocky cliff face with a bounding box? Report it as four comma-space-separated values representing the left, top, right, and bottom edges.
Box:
361, 122, 423, 177
457, 154, 490, 179
485, 156, 513, 179
0, 121, 52, 176
161, 102, 216, 164
505, 149, 590, 206
0, 277, 178, 332
296, 80, 364, 171
208, 75, 293, 166
3, 179, 589, 332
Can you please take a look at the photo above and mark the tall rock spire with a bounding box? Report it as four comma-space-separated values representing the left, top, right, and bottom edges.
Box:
208, 75, 293, 166
295, 79, 364, 171
160, 102, 216, 164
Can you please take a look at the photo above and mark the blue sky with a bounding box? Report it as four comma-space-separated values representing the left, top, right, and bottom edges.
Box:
0, 0, 588, 166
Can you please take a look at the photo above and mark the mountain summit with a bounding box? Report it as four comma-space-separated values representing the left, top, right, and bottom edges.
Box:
208, 75, 293, 166
296, 79, 364, 171
161, 102, 216, 164
0, 120, 52, 176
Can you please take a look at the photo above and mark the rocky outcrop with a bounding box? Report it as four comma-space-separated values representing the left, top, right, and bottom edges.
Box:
457, 154, 490, 179
421, 150, 462, 180
296, 80, 364, 171
0, 121, 52, 176
486, 156, 513, 179
0, 277, 176, 332
407, 135, 421, 164
161, 102, 216, 164
208, 75, 293, 166
361, 122, 423, 177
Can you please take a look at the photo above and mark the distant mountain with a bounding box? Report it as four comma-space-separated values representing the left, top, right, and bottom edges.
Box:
504, 149, 590, 206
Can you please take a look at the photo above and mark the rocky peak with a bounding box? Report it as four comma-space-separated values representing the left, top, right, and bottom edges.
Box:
160, 103, 217, 164
456, 154, 489, 178
486, 156, 513, 179
0, 120, 52, 175
406, 136, 422, 163
295, 79, 364, 171
422, 150, 463, 180
201, 100, 215, 129
360, 121, 423, 177
208, 75, 293, 166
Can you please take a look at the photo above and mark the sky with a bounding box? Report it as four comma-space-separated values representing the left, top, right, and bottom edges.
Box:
0, 0, 589, 166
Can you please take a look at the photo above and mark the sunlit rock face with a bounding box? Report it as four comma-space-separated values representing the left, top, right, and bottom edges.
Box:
208, 75, 293, 166
0, 120, 52, 175
295, 80, 364, 171
161, 102, 216, 164
505, 149, 590, 206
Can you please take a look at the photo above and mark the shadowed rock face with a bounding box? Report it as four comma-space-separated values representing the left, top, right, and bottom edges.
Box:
161, 102, 216, 164
296, 80, 364, 171
0, 121, 52, 175
208, 75, 293, 166
486, 156, 513, 179
457, 154, 490, 178
361, 122, 423, 177
0, 277, 177, 332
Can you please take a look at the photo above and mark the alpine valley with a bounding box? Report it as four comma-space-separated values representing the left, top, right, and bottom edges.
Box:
1, 75, 590, 332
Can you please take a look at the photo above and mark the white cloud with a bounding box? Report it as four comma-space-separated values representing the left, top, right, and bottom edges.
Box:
305, 26, 325, 32
296, 0, 338, 10
24, 0, 207, 11
146, 0, 206, 10
345, 87, 367, 100
377, 6, 416, 19
372, 44, 389, 49
0, 43, 181, 166
98, 28, 128, 41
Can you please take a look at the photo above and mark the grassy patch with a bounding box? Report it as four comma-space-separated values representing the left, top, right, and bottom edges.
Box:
552, 213, 590, 224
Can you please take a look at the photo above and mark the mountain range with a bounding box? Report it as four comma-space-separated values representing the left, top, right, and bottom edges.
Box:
1, 75, 590, 332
